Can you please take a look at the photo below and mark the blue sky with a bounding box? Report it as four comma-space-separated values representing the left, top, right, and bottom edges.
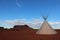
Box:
0, 0, 60, 29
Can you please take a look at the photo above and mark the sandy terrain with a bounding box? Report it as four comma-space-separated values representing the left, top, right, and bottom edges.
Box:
0, 25, 60, 40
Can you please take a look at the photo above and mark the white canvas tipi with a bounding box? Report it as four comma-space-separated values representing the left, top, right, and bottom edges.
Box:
36, 16, 57, 34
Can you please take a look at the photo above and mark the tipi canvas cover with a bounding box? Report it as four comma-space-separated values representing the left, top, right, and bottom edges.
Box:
36, 20, 57, 35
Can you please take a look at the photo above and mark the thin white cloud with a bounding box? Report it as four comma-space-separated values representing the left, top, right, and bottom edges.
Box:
3, 18, 42, 29
49, 22, 60, 25
0, 18, 60, 29
16, 0, 23, 8
5, 19, 25, 25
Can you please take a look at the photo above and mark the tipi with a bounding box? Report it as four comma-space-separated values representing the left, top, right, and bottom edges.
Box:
36, 16, 57, 34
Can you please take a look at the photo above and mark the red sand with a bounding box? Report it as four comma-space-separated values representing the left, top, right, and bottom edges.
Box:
0, 25, 60, 40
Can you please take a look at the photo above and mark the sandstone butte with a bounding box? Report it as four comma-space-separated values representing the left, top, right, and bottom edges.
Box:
0, 24, 60, 40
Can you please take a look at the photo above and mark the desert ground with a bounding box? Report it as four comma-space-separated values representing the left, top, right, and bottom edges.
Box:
0, 25, 60, 40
